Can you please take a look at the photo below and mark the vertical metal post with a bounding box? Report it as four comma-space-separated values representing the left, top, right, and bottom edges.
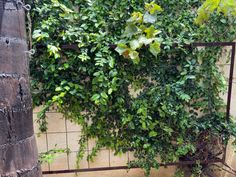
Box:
226, 43, 236, 122
223, 42, 236, 163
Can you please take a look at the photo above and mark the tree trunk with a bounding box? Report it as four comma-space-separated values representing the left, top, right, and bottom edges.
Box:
0, 1, 42, 176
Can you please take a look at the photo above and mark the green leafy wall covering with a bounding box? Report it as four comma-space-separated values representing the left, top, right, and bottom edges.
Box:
29, 0, 236, 176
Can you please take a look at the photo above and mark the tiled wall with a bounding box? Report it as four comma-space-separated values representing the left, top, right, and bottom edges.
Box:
218, 48, 236, 177
33, 111, 176, 177
34, 49, 236, 177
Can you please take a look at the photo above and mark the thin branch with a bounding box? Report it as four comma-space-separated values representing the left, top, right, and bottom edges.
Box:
210, 163, 236, 176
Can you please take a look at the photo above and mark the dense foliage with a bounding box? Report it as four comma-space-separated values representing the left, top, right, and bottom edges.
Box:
29, 0, 236, 176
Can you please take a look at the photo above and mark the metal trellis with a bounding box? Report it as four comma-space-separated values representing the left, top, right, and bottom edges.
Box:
42, 42, 236, 175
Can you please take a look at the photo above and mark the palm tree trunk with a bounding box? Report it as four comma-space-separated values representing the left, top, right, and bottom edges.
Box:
0, 1, 42, 176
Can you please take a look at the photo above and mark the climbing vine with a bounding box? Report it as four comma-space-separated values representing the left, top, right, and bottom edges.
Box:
29, 0, 236, 176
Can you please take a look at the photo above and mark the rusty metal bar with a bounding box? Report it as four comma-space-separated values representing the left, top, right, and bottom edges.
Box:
192, 42, 235, 47
223, 42, 236, 162
226, 42, 235, 122
43, 159, 223, 174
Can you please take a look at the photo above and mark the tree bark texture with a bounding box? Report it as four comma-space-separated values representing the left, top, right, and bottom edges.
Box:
0, 0, 42, 176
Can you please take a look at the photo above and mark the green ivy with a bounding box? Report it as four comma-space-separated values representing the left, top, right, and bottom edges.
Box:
115, 2, 163, 64
196, 0, 236, 24
39, 148, 70, 164
29, 0, 236, 176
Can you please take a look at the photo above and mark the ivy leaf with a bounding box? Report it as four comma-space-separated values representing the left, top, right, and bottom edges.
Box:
129, 50, 140, 64
101, 92, 108, 99
149, 41, 161, 57
128, 12, 143, 23
149, 131, 158, 137
47, 44, 60, 59
69, 89, 77, 95
33, 30, 49, 41
124, 24, 139, 37
218, 0, 236, 16
144, 25, 161, 38
122, 49, 131, 59
108, 88, 113, 95
179, 93, 191, 102
143, 143, 151, 149
195, 0, 230, 24
145, 1, 163, 14
129, 39, 141, 50
55, 87, 62, 92
109, 58, 115, 68
129, 51, 139, 60
78, 53, 90, 62
163, 127, 174, 136
138, 36, 154, 46
63, 63, 69, 69
115, 43, 128, 55
143, 12, 157, 24
64, 86, 70, 91
91, 94, 100, 101
142, 122, 147, 130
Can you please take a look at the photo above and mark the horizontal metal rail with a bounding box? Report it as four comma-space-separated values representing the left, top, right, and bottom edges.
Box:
43, 159, 223, 174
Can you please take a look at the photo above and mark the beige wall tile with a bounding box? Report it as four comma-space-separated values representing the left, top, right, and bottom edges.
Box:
76, 169, 147, 177
217, 47, 235, 65
68, 152, 88, 169
46, 113, 65, 133
87, 139, 107, 151
128, 152, 137, 162
232, 83, 236, 106
89, 150, 110, 168
218, 64, 230, 80
67, 132, 82, 152
219, 83, 236, 117
41, 163, 49, 171
231, 109, 236, 117
36, 133, 48, 153
50, 153, 69, 170
222, 82, 236, 177
110, 152, 128, 167
151, 167, 176, 177
33, 113, 40, 133
218, 65, 236, 80
66, 120, 82, 132
87, 138, 97, 150
230, 83, 236, 116
47, 133, 67, 149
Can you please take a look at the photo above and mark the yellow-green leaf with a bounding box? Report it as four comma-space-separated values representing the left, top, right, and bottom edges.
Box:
149, 41, 161, 57
143, 12, 157, 24
115, 43, 128, 55
149, 131, 158, 137
138, 35, 155, 46
128, 12, 143, 23
129, 50, 140, 64
129, 39, 142, 50
145, 1, 163, 14
124, 24, 139, 37
144, 25, 161, 38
